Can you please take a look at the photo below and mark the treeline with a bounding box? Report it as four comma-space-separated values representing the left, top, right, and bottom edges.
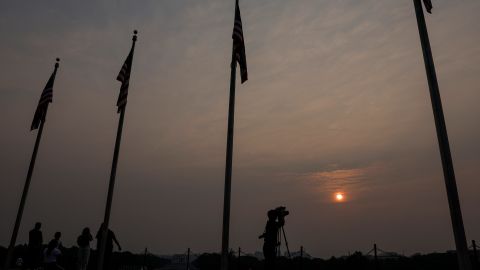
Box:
2, 245, 476, 270
193, 252, 466, 270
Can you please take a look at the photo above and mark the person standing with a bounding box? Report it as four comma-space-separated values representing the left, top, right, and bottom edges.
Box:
43, 240, 63, 270
96, 223, 121, 270
259, 208, 287, 270
52, 232, 62, 249
77, 228, 93, 270
28, 222, 43, 269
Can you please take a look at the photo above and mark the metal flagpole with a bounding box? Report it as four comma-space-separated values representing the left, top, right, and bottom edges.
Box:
97, 31, 137, 270
97, 105, 126, 270
413, 1, 471, 269
3, 59, 59, 270
4, 116, 47, 270
221, 0, 248, 267
220, 46, 237, 270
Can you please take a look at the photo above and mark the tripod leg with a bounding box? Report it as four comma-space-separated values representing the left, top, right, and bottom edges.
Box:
276, 229, 281, 257
282, 226, 291, 258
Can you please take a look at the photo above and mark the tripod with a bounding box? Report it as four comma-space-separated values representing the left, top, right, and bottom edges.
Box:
276, 225, 291, 258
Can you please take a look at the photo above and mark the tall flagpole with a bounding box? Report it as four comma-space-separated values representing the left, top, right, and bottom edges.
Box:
221, 1, 248, 268
3, 59, 60, 270
4, 117, 47, 270
221, 46, 237, 270
97, 31, 137, 270
96, 107, 126, 270
413, 1, 471, 269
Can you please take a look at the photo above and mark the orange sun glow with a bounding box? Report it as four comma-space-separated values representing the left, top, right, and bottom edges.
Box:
335, 193, 345, 202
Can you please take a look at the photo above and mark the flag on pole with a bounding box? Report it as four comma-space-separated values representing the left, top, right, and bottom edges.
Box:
31, 60, 59, 130
232, 0, 248, 83
116, 34, 136, 112
423, 0, 433, 13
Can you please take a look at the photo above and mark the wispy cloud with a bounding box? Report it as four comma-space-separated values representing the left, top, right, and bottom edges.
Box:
300, 163, 383, 199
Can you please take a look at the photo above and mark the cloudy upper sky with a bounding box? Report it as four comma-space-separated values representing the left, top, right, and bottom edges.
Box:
1, 0, 479, 258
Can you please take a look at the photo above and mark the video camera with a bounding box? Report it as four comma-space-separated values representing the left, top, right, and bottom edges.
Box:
275, 206, 289, 218
270, 206, 289, 219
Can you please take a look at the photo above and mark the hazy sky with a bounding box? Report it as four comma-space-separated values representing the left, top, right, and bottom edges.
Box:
1, 0, 480, 258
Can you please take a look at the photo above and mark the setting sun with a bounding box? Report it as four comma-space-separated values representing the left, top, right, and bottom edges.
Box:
335, 193, 345, 202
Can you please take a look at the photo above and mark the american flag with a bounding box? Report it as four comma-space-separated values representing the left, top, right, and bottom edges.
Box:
232, 0, 248, 83
31, 61, 59, 130
423, 0, 433, 13
116, 35, 137, 113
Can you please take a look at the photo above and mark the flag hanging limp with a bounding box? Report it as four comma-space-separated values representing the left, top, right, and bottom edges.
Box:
232, 0, 248, 83
423, 0, 433, 13
116, 33, 137, 113
31, 60, 59, 130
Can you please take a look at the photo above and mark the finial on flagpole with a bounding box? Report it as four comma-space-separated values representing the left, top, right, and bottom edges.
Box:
133, 30, 138, 42
55, 58, 60, 69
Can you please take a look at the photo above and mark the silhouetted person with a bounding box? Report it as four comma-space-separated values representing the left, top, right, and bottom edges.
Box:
96, 223, 121, 270
259, 207, 287, 270
77, 227, 93, 270
51, 232, 63, 249
28, 222, 43, 269
43, 240, 63, 270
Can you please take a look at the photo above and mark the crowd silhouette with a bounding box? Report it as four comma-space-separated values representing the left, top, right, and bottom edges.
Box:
19, 223, 121, 270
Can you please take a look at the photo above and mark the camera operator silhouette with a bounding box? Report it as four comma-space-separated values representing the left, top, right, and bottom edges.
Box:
259, 207, 289, 270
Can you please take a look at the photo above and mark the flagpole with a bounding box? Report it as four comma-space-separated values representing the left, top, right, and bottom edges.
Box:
413, 1, 471, 270
97, 31, 137, 270
97, 106, 126, 270
3, 59, 59, 270
221, 46, 237, 270
4, 116, 46, 270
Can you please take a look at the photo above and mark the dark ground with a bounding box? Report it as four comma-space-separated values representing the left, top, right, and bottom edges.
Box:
1, 245, 479, 270
194, 251, 474, 270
